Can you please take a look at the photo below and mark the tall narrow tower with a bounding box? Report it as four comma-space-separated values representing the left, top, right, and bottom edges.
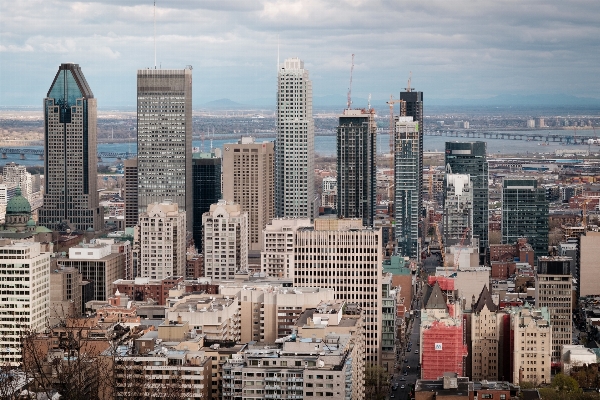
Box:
40, 63, 102, 231
400, 90, 423, 218
137, 67, 193, 230
336, 109, 377, 227
275, 58, 314, 219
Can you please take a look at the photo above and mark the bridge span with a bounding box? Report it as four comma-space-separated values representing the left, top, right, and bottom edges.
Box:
425, 129, 596, 144
0, 148, 137, 161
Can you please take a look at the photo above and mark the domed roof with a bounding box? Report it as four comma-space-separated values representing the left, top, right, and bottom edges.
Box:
6, 187, 31, 215
27, 218, 36, 227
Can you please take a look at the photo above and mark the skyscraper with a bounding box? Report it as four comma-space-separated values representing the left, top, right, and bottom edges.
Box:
275, 57, 314, 219
443, 173, 473, 246
395, 117, 421, 259
336, 109, 377, 227
192, 151, 221, 252
124, 157, 138, 228
502, 178, 549, 261
40, 63, 102, 231
445, 141, 488, 262
222, 137, 274, 252
137, 67, 192, 230
400, 90, 424, 218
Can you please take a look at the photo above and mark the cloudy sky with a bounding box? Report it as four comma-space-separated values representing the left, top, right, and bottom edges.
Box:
1, 0, 599, 108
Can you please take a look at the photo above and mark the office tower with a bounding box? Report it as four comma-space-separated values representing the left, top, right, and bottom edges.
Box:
445, 142, 488, 261
400, 90, 424, 218
395, 117, 420, 259
580, 231, 600, 297
192, 151, 221, 252
261, 218, 312, 278
138, 201, 186, 279
275, 57, 314, 219
222, 137, 274, 252
336, 109, 377, 227
124, 157, 138, 228
293, 218, 383, 366
137, 67, 192, 230
202, 200, 248, 280
510, 306, 551, 385
443, 173, 473, 246
40, 63, 102, 231
502, 179, 549, 261
3, 162, 32, 200
536, 256, 573, 364
0, 242, 50, 366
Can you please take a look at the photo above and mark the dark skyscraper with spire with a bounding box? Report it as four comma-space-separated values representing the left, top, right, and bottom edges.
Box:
39, 63, 102, 231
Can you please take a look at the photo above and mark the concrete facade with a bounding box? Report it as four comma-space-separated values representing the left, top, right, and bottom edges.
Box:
260, 218, 312, 278
510, 306, 551, 385
580, 231, 600, 297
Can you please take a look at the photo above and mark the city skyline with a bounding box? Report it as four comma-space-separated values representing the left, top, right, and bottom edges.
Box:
2, 1, 600, 108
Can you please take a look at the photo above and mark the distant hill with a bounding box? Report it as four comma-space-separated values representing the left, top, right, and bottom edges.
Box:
202, 98, 244, 109
428, 94, 600, 107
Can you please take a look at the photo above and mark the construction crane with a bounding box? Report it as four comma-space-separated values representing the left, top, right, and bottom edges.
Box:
347, 54, 354, 110
387, 95, 406, 171
453, 228, 470, 271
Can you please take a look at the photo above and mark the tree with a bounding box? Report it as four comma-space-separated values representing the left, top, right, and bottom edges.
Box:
364, 364, 390, 400
551, 373, 581, 393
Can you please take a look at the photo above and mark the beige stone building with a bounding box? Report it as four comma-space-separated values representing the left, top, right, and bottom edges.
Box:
260, 218, 312, 278
138, 201, 187, 279
510, 306, 551, 385
50, 266, 83, 325
580, 231, 600, 297
293, 218, 383, 366
470, 286, 502, 381
202, 200, 249, 280
222, 137, 274, 252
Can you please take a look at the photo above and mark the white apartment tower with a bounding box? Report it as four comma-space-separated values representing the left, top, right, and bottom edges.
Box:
202, 200, 248, 280
0, 242, 50, 366
261, 218, 312, 278
293, 218, 383, 365
275, 57, 315, 219
222, 137, 274, 252
443, 173, 474, 246
138, 201, 186, 279
137, 67, 193, 230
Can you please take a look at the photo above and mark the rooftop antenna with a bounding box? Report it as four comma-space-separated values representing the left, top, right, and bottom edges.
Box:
347, 54, 354, 110
154, 1, 157, 68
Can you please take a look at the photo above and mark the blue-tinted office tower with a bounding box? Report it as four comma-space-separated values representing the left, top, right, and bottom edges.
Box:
192, 152, 221, 252
40, 63, 102, 232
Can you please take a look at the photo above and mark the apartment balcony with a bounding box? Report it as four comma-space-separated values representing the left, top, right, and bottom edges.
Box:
265, 376, 281, 382
265, 385, 281, 390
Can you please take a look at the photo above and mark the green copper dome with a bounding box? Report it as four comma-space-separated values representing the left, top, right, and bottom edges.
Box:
6, 187, 31, 215
27, 218, 36, 227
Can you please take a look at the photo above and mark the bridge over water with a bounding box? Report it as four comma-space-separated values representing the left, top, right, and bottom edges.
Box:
0, 148, 137, 161
425, 129, 596, 144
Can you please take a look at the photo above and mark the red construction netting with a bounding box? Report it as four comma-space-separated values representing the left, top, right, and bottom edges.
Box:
421, 321, 468, 380
428, 276, 455, 291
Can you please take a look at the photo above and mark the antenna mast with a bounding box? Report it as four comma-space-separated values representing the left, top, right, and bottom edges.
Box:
154, 1, 156, 68
347, 54, 355, 110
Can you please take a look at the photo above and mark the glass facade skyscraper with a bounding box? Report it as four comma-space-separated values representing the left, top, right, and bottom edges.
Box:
40, 63, 102, 231
192, 152, 221, 252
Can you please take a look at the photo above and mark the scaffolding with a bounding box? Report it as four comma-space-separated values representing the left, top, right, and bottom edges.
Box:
421, 321, 468, 380
427, 276, 455, 291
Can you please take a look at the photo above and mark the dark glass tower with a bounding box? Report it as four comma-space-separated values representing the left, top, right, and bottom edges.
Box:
502, 178, 549, 261
400, 90, 423, 217
445, 141, 488, 262
192, 152, 221, 252
336, 109, 376, 227
40, 63, 102, 231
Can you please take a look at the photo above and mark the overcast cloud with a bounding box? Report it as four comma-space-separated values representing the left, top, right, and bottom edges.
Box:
1, 0, 599, 107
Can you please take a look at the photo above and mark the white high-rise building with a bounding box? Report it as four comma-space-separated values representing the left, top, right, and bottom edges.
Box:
293, 218, 383, 365
260, 218, 312, 278
2, 163, 32, 201
443, 173, 473, 246
202, 200, 248, 280
0, 242, 50, 366
138, 201, 186, 279
275, 57, 314, 220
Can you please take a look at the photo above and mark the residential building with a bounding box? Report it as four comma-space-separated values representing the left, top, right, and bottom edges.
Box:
222, 137, 274, 252
510, 306, 551, 385
221, 332, 365, 400
443, 173, 473, 246
415, 373, 519, 400
470, 285, 503, 381
502, 179, 549, 262
275, 57, 314, 219
138, 201, 186, 279
40, 63, 102, 231
395, 117, 420, 258
321, 177, 337, 209
293, 218, 383, 366
0, 241, 50, 366
137, 67, 193, 230
50, 266, 83, 326
59, 241, 124, 301
579, 231, 600, 297
336, 109, 377, 227
202, 200, 248, 280
381, 275, 398, 372
400, 90, 424, 219
445, 142, 488, 261
112, 276, 184, 305
535, 256, 573, 364
192, 151, 222, 252
260, 218, 312, 278
124, 157, 138, 228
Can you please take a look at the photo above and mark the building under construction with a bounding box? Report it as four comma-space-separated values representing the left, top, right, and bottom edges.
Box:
420, 279, 468, 380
